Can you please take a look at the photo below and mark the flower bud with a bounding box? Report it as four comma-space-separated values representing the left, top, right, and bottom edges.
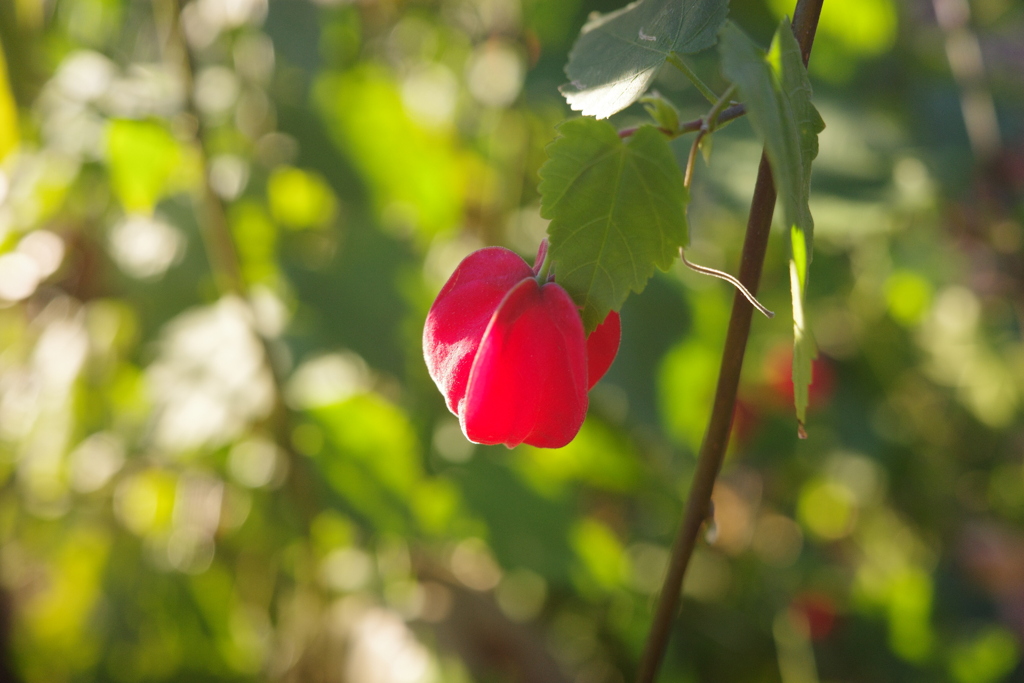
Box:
423, 246, 620, 448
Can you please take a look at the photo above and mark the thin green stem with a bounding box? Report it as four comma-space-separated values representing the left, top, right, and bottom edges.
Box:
707, 84, 737, 130
666, 52, 719, 105
684, 133, 703, 188
634, 1, 824, 681
536, 250, 552, 283
683, 84, 739, 187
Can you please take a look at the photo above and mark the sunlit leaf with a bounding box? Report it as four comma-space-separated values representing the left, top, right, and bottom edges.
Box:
659, 339, 720, 450
796, 477, 855, 540
310, 511, 358, 555
22, 527, 110, 675
571, 518, 625, 590
314, 66, 465, 238
768, 0, 897, 81
790, 229, 814, 432
885, 270, 932, 326
115, 469, 177, 537
772, 0, 896, 57
539, 118, 688, 333
411, 478, 461, 535
267, 166, 337, 230
560, 0, 728, 119
0, 36, 19, 160
316, 394, 421, 495
515, 418, 641, 495
949, 627, 1020, 683
887, 567, 935, 662
105, 119, 181, 213
229, 200, 278, 284
311, 393, 422, 532
720, 20, 823, 428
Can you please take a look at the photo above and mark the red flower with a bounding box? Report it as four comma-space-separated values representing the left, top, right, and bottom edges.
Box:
423, 245, 620, 448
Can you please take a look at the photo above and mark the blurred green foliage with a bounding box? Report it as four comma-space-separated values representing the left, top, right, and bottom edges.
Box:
0, 0, 1022, 682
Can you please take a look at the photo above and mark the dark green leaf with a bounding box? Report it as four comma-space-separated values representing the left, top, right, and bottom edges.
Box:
720, 20, 824, 427
720, 20, 819, 239
539, 118, 688, 333
561, 0, 729, 119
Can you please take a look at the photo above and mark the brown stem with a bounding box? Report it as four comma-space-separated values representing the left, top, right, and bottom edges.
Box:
683, 130, 705, 188
618, 103, 746, 139
633, 2, 823, 682
684, 85, 737, 188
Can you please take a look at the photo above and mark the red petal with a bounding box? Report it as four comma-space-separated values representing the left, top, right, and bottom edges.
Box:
461, 278, 588, 448
586, 310, 621, 389
423, 248, 533, 415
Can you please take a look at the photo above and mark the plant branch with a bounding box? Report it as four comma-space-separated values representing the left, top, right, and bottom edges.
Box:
633, 2, 823, 682
683, 135, 702, 188
618, 103, 746, 140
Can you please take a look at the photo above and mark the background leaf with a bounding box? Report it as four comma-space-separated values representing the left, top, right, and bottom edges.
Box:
720, 20, 823, 427
267, 166, 337, 230
539, 118, 688, 332
560, 0, 729, 119
105, 119, 182, 214
314, 66, 466, 240
0, 36, 17, 161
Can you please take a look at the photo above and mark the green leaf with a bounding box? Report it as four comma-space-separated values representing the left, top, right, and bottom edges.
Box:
313, 66, 464, 239
539, 118, 688, 333
267, 166, 337, 230
720, 20, 822, 239
106, 119, 181, 213
311, 393, 423, 533
699, 133, 713, 163
0, 37, 19, 161
720, 20, 824, 428
640, 91, 680, 132
790, 227, 815, 436
560, 0, 729, 120
771, 22, 824, 239
571, 518, 626, 590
